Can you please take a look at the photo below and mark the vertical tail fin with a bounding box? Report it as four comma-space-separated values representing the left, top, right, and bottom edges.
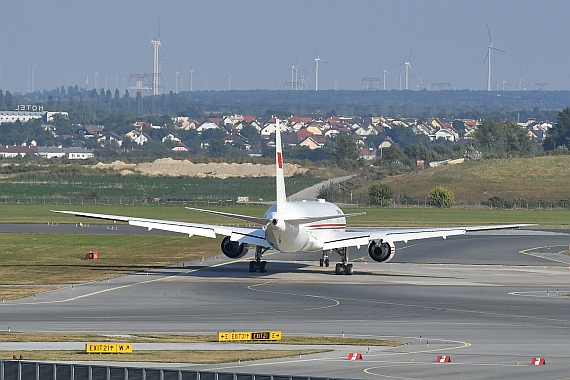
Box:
275, 118, 287, 210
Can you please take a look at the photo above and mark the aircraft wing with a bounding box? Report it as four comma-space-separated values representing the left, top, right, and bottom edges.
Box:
322, 224, 535, 251
50, 210, 270, 247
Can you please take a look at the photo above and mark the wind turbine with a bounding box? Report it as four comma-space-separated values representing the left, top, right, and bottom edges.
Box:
314, 49, 329, 91
484, 24, 505, 91
399, 50, 413, 90
383, 70, 392, 90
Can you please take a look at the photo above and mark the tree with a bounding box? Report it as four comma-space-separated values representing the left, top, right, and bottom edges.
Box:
332, 134, 363, 170
473, 120, 532, 157
4, 90, 13, 109
543, 107, 570, 151
428, 186, 455, 208
316, 181, 339, 202
368, 182, 392, 206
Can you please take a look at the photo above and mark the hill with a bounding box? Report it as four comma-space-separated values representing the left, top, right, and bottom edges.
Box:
379, 155, 570, 202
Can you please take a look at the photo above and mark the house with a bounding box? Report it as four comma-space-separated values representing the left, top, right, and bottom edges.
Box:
379, 136, 394, 149
222, 133, 250, 150
435, 128, 459, 142
242, 115, 257, 124
296, 128, 314, 142
76, 125, 103, 138
527, 129, 545, 142
260, 123, 277, 138
306, 123, 324, 136
354, 125, 377, 137
172, 144, 189, 152
37, 147, 94, 160
289, 116, 313, 126
196, 121, 221, 133
299, 136, 323, 149
0, 145, 38, 158
98, 132, 124, 147
360, 147, 377, 160
133, 121, 161, 129
126, 129, 150, 145
162, 134, 182, 143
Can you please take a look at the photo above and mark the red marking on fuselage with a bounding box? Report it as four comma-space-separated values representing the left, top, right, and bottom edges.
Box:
307, 223, 346, 229
277, 152, 283, 169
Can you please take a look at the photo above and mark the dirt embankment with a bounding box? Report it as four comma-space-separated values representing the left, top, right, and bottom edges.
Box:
92, 158, 308, 179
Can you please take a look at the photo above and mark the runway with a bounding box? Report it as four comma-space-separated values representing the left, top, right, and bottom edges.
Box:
1, 226, 569, 379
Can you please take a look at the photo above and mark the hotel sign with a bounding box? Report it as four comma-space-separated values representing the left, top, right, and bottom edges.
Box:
15, 104, 44, 112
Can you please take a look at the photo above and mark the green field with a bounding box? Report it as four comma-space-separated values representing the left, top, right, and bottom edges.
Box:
1, 203, 567, 228
0, 203, 569, 227
0, 175, 323, 202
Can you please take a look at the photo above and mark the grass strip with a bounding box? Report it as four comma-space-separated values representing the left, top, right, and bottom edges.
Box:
0, 234, 220, 300
0, 333, 402, 347
0, 350, 330, 364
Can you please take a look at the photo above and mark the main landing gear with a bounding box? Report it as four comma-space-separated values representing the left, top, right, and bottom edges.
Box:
319, 248, 352, 274
249, 246, 269, 273
332, 247, 353, 275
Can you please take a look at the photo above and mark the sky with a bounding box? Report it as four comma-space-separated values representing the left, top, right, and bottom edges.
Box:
0, 0, 569, 94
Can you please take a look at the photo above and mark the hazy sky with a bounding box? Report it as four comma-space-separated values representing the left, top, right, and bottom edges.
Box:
1, 0, 568, 94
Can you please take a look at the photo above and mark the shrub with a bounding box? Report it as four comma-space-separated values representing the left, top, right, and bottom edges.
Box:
368, 182, 392, 206
428, 185, 455, 208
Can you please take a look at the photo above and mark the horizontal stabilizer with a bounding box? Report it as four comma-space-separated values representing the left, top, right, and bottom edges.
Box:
285, 212, 366, 225
185, 207, 269, 225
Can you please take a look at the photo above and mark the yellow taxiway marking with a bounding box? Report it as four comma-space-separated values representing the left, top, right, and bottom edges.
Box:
519, 245, 570, 265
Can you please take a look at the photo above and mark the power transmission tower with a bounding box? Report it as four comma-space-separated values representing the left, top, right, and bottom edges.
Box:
361, 77, 381, 90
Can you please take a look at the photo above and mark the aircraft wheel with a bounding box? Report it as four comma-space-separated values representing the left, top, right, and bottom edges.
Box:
324, 258, 330, 267
345, 263, 353, 275
319, 259, 324, 267
249, 261, 256, 272
260, 261, 268, 273
335, 263, 343, 275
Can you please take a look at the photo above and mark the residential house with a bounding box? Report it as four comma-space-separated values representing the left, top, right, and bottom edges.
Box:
299, 135, 326, 150
196, 121, 221, 133
0, 145, 38, 158
306, 123, 324, 136
126, 129, 150, 145
98, 132, 124, 147
435, 127, 459, 142
133, 121, 161, 130
37, 147, 94, 160
172, 144, 189, 152
76, 125, 103, 138
260, 122, 277, 138
360, 147, 377, 160
162, 134, 182, 143
222, 133, 250, 150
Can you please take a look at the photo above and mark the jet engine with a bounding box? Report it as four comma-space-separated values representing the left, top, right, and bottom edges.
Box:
368, 240, 395, 263
220, 236, 249, 259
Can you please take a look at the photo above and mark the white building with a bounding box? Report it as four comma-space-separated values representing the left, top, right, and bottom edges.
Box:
37, 147, 95, 160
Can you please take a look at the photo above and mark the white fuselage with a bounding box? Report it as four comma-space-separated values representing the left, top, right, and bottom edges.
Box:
263, 200, 346, 252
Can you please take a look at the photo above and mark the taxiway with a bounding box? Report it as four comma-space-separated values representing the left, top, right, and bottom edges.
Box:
1, 226, 569, 379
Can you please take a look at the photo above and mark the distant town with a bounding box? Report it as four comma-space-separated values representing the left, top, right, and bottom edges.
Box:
0, 105, 554, 166
1, 79, 570, 170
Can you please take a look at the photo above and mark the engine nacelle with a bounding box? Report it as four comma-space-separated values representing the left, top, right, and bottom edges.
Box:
220, 236, 249, 259
368, 240, 395, 263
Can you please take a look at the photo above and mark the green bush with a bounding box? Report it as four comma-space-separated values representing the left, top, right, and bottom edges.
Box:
428, 185, 455, 208
368, 182, 392, 206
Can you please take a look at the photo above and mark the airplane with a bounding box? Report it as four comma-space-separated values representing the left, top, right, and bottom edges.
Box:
52, 119, 534, 275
